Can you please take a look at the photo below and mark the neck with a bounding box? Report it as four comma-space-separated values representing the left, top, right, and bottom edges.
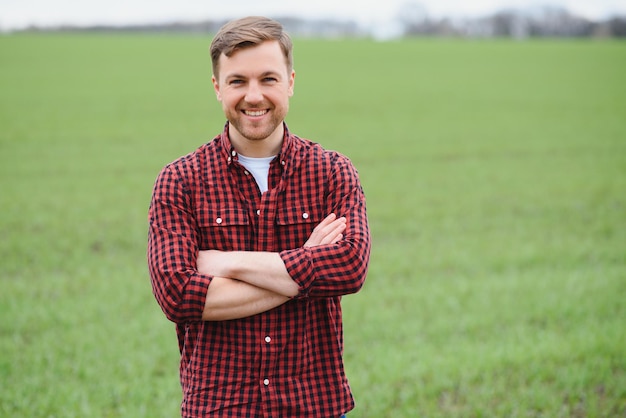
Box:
228, 123, 284, 158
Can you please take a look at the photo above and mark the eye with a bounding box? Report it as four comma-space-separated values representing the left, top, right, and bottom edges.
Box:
229, 79, 245, 85
263, 77, 278, 83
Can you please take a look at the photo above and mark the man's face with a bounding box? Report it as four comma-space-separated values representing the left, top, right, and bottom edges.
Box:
213, 41, 295, 145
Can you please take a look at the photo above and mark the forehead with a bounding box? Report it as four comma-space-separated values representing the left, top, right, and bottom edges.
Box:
218, 40, 289, 78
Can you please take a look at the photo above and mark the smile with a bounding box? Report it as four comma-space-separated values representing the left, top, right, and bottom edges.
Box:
243, 109, 268, 117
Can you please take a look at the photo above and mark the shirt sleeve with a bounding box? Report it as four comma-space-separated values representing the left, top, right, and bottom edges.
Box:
280, 154, 371, 298
147, 163, 210, 324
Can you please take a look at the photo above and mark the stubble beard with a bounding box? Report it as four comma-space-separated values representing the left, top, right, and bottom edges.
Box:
228, 105, 287, 142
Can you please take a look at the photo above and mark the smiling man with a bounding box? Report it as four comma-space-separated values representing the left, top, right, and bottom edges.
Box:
148, 16, 371, 417
214, 40, 293, 150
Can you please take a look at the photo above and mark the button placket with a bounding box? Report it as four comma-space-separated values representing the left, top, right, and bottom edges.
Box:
260, 328, 276, 392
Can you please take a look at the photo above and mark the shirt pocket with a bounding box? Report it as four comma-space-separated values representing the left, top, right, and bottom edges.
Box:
275, 203, 323, 249
195, 206, 250, 251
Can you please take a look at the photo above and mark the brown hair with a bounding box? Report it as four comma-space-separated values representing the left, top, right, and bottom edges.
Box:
210, 16, 293, 78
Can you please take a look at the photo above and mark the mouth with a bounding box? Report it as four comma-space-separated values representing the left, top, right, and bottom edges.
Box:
243, 109, 268, 117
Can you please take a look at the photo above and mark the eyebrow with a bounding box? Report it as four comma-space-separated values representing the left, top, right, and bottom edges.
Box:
225, 71, 282, 81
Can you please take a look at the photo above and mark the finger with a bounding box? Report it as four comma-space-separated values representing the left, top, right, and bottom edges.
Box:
315, 222, 344, 243
309, 215, 340, 239
314, 213, 337, 231
304, 214, 346, 247
317, 216, 345, 232
331, 233, 343, 244
319, 221, 346, 245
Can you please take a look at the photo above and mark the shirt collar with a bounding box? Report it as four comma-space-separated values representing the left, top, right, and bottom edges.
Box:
219, 121, 296, 170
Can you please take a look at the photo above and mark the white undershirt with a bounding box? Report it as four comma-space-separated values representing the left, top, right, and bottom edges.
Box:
237, 154, 275, 193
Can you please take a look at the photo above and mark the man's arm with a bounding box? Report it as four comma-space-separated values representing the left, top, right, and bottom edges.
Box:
199, 213, 346, 319
201, 277, 289, 321
201, 252, 298, 297
280, 155, 370, 298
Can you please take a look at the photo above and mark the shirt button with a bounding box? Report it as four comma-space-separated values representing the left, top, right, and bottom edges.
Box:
256, 209, 261, 216
265, 336, 271, 343
281, 160, 286, 166
215, 217, 223, 224
263, 379, 270, 386
227, 157, 232, 163
244, 170, 250, 176
302, 212, 309, 219
232, 150, 237, 157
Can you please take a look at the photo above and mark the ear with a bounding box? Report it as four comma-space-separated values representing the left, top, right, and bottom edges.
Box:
288, 70, 295, 97
212, 75, 222, 101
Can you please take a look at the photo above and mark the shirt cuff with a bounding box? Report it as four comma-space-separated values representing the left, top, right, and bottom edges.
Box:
280, 247, 314, 298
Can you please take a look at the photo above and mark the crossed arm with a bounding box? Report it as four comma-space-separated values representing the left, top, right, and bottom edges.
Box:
199, 213, 346, 321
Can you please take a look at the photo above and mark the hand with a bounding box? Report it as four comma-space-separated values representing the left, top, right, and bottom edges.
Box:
304, 213, 347, 247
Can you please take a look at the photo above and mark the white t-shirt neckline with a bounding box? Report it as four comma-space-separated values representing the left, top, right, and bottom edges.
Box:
237, 154, 276, 193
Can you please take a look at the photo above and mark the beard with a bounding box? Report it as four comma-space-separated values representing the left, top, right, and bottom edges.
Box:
229, 116, 281, 141
226, 102, 289, 142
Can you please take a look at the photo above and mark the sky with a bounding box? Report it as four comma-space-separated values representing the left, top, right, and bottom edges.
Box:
2, 0, 625, 30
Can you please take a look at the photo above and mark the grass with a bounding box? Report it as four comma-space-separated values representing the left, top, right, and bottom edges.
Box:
0, 34, 624, 417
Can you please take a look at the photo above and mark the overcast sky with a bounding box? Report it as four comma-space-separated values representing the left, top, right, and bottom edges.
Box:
2, 0, 625, 30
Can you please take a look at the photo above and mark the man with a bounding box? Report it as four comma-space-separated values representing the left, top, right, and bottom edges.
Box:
148, 16, 371, 417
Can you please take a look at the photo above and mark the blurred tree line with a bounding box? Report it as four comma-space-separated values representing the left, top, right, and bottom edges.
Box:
8, 4, 626, 39
398, 3, 626, 38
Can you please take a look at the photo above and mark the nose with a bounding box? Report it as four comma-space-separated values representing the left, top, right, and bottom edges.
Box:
245, 81, 263, 104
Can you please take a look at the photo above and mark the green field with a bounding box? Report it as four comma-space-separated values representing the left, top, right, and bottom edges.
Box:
1, 34, 625, 417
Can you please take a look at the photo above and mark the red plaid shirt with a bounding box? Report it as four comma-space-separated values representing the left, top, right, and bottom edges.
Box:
148, 123, 371, 417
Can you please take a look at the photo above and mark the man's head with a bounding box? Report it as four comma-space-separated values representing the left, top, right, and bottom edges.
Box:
210, 17, 296, 153
210, 16, 293, 80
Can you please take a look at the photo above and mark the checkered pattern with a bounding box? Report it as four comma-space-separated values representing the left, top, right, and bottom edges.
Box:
148, 123, 371, 417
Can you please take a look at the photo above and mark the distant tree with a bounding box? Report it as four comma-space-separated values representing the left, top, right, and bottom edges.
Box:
491, 9, 528, 38
607, 16, 626, 36
526, 6, 593, 37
